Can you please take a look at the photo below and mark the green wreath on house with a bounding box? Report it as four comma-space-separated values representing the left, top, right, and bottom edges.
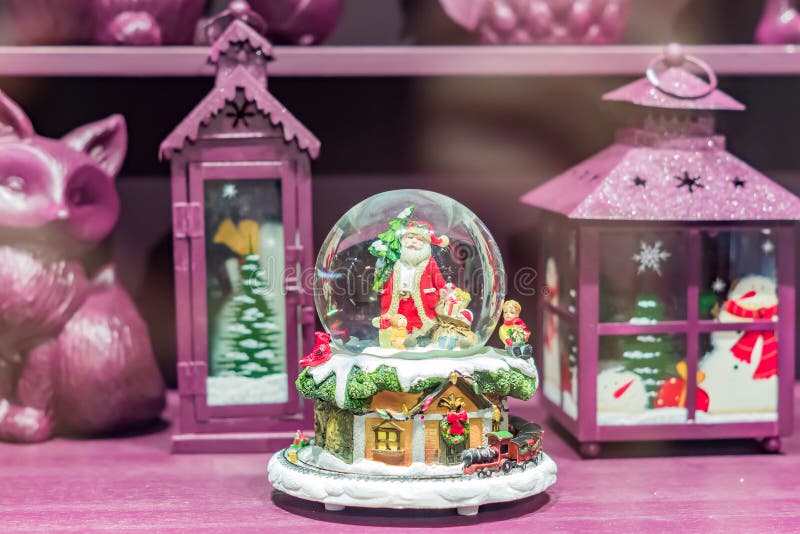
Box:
439, 414, 470, 447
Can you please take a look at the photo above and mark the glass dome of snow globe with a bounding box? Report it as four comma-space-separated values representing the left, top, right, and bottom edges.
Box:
314, 189, 506, 359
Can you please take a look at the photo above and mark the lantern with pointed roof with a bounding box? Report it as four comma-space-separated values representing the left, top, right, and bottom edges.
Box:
521, 44, 797, 457
160, 0, 319, 453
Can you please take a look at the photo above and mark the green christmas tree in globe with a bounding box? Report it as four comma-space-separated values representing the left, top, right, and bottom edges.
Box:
216, 252, 282, 378
619, 295, 679, 407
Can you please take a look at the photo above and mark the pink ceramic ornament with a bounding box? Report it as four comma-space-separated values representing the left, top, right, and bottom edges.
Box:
0, 91, 165, 442
439, 0, 630, 45
10, 0, 205, 45
755, 0, 800, 44
250, 0, 343, 45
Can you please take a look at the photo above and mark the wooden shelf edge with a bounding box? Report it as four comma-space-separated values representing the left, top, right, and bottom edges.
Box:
0, 44, 800, 77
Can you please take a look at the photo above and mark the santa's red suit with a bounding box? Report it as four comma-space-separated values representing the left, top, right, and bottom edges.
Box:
381, 256, 446, 335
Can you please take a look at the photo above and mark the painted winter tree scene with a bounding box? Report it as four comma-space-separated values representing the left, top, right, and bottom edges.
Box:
596, 231, 688, 425
204, 179, 288, 406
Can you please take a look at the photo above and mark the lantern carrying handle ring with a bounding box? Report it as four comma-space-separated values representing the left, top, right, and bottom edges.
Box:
646, 43, 717, 100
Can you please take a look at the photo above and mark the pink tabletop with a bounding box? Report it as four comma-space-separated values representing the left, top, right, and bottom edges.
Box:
2, 386, 799, 531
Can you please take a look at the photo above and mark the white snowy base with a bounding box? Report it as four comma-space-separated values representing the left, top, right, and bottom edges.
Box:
695, 411, 778, 424
597, 407, 687, 426
207, 373, 288, 406
268, 448, 557, 512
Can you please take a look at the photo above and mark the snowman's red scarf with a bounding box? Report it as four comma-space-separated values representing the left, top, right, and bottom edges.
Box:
724, 299, 778, 380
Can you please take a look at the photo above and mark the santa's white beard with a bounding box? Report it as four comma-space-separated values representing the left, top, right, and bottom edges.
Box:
399, 243, 431, 267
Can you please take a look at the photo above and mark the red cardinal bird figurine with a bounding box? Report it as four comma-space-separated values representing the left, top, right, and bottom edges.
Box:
300, 331, 332, 367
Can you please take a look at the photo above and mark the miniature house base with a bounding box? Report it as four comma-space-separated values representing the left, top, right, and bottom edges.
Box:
267, 446, 557, 515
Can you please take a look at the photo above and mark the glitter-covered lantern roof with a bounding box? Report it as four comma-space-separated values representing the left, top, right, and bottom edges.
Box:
521, 45, 800, 221
159, 0, 319, 160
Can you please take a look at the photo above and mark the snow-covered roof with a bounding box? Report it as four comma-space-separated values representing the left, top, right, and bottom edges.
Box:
299, 349, 538, 411
159, 65, 320, 160
407, 371, 493, 417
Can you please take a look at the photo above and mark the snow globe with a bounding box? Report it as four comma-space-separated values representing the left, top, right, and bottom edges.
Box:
268, 189, 557, 515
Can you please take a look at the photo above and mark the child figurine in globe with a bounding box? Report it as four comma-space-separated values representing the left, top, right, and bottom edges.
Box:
268, 190, 556, 516
498, 300, 533, 359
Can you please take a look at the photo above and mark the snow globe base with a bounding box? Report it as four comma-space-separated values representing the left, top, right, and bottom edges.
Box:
267, 445, 557, 515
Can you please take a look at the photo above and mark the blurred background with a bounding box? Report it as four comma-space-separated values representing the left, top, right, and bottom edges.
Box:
0, 0, 798, 386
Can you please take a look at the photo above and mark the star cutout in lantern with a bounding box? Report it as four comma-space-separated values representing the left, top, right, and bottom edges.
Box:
633, 176, 647, 187
675, 171, 704, 193
732, 177, 746, 188
226, 100, 257, 128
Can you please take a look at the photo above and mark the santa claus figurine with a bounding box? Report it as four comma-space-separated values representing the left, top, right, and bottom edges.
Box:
379, 220, 450, 341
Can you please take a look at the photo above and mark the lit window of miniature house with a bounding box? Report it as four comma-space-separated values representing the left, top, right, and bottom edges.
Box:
521, 45, 798, 457
160, 1, 319, 453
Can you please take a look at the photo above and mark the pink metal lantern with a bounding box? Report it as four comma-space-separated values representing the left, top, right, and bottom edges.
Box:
521, 44, 799, 457
160, 1, 319, 453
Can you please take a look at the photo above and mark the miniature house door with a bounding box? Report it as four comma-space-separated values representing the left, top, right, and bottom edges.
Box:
187, 160, 301, 419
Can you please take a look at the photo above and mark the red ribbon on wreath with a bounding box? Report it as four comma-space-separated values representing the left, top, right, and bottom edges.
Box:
446, 411, 468, 435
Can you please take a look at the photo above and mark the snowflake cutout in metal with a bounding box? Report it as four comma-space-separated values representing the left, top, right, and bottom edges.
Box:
712, 277, 727, 294
225, 100, 257, 128
222, 183, 238, 199
674, 171, 705, 193
632, 240, 671, 276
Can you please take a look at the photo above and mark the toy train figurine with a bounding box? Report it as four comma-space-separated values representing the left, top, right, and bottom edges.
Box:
461, 419, 544, 477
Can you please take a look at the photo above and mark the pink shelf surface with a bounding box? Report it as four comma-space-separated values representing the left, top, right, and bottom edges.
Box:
2, 386, 800, 531
1, 45, 800, 77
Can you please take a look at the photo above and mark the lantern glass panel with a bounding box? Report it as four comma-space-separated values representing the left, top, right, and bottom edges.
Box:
542, 222, 578, 315
697, 332, 778, 422
560, 318, 578, 419
541, 308, 561, 406
597, 334, 687, 425
599, 230, 686, 324
699, 229, 778, 320
542, 308, 578, 419
203, 178, 288, 406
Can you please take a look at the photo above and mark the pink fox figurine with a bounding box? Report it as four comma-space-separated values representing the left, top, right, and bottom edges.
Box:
0, 91, 165, 442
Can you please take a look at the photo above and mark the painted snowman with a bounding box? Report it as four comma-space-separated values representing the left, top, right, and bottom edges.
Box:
597, 367, 648, 413
700, 275, 778, 414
